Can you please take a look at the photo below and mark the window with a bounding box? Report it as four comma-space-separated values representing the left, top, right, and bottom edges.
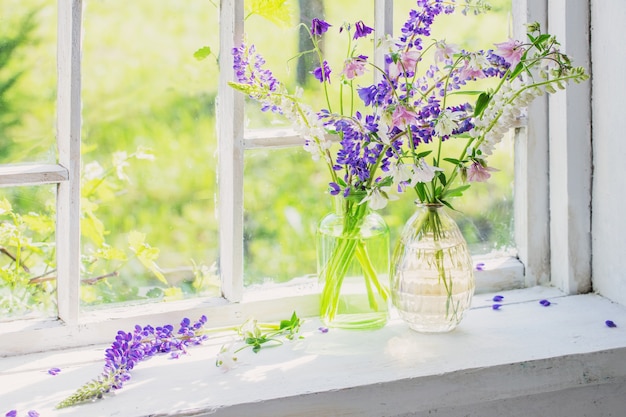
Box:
1, 0, 573, 356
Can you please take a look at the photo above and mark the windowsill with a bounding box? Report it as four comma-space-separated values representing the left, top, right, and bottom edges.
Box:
2, 285, 626, 416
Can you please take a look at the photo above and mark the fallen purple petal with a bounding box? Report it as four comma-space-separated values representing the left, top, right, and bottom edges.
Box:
318, 327, 329, 333
605, 320, 617, 328
539, 299, 551, 307
475, 262, 485, 271
492, 304, 502, 310
27, 411, 40, 417
492, 295, 504, 302
48, 367, 61, 376
6, 410, 17, 417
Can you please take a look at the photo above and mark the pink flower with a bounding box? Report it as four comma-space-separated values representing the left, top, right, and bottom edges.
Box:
495, 38, 524, 67
434, 41, 458, 63
391, 105, 418, 129
388, 50, 421, 79
459, 52, 489, 81
467, 161, 496, 182
341, 57, 367, 79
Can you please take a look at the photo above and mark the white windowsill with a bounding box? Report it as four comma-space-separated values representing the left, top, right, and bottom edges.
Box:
2, 285, 626, 417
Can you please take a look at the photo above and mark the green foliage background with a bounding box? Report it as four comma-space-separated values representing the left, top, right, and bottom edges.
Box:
0, 0, 514, 316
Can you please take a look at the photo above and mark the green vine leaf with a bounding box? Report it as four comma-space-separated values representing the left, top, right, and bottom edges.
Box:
128, 231, 167, 285
246, 0, 293, 28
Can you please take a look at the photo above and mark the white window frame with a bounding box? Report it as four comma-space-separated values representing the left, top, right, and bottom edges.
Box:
0, 0, 591, 356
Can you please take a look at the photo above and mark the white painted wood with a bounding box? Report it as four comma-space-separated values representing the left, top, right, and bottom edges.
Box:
548, 0, 592, 295
590, 0, 626, 306
374, 0, 393, 84
0, 258, 519, 357
218, 0, 244, 302
55, 0, 82, 325
512, 0, 551, 288
0, 164, 68, 187
2, 289, 626, 416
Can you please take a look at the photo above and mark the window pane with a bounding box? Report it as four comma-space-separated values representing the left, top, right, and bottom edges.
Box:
389, 0, 516, 256
80, 0, 219, 307
243, 147, 329, 286
242, 0, 515, 287
0, 185, 56, 321
0, 1, 57, 163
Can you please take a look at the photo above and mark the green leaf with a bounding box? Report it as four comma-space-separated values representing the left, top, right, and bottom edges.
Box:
193, 46, 212, 61
474, 92, 492, 117
81, 212, 106, 248
509, 61, 525, 80
128, 231, 168, 285
415, 150, 432, 159
246, 0, 292, 28
443, 157, 461, 166
442, 184, 471, 199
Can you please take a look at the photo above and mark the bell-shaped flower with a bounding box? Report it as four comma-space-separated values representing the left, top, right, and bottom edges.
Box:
341, 56, 368, 79
494, 38, 524, 67
467, 160, 497, 182
434, 109, 464, 137
411, 159, 443, 184
361, 185, 398, 210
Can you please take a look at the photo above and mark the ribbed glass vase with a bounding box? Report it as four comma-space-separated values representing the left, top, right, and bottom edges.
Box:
316, 197, 390, 330
390, 203, 475, 333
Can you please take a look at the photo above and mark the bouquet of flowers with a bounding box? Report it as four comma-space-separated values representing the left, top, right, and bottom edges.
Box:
229, 0, 588, 327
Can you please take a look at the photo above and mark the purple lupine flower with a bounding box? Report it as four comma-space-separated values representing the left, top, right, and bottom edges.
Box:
353, 20, 374, 40
231, 44, 282, 113
329, 182, 341, 195
48, 367, 61, 375
311, 18, 331, 36
312, 61, 331, 83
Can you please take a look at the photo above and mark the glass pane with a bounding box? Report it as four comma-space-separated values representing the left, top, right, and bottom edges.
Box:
80, 0, 219, 307
0, 185, 56, 321
0, 1, 57, 163
241, 0, 376, 128
391, 0, 515, 256
243, 147, 329, 286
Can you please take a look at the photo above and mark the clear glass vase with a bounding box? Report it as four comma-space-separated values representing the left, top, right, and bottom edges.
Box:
390, 203, 475, 333
316, 197, 390, 330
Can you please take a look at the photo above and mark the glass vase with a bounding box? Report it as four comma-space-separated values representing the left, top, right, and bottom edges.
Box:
390, 203, 475, 333
316, 197, 390, 330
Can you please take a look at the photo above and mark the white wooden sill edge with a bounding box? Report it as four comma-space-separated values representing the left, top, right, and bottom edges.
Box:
0, 257, 523, 357
1, 285, 625, 417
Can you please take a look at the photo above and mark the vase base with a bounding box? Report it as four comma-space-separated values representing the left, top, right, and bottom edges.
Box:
397, 311, 464, 333
321, 312, 388, 330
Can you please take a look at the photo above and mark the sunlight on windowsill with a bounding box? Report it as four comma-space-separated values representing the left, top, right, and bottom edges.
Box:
1, 286, 626, 417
